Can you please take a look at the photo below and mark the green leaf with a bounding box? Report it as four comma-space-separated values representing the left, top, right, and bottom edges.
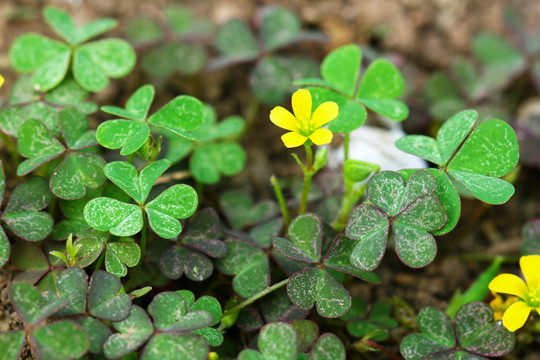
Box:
9, 33, 70, 73
258, 322, 298, 360
321, 44, 361, 95
31, 49, 71, 92
455, 302, 515, 356
148, 96, 205, 139
142, 43, 206, 78
219, 190, 279, 229
159, 246, 214, 281
3, 177, 53, 241
126, 18, 163, 44
259, 7, 301, 51
146, 184, 198, 239
10, 282, 67, 324
104, 160, 171, 204
150, 291, 213, 331
142, 334, 208, 360
73, 39, 135, 92
59, 107, 97, 149
165, 6, 192, 34
308, 333, 345, 360
190, 143, 247, 184
88, 270, 132, 321
50, 153, 106, 200
55, 267, 88, 317
104, 305, 153, 359
97, 120, 150, 155
274, 213, 322, 263
84, 197, 143, 237
106, 241, 141, 278
291, 320, 319, 353
102, 85, 155, 121
32, 320, 89, 360
17, 119, 65, 176
345, 205, 389, 271
287, 268, 351, 318
78, 316, 112, 354
77, 18, 118, 44
215, 19, 258, 58
0, 331, 25, 360
191, 327, 223, 347
357, 59, 405, 99
0, 227, 9, 269
10, 241, 49, 272
322, 92, 367, 134
43, 6, 77, 44
215, 240, 270, 298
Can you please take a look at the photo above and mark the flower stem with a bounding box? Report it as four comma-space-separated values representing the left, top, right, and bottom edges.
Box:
271, 175, 290, 228
222, 278, 289, 317
299, 144, 313, 214
332, 181, 367, 231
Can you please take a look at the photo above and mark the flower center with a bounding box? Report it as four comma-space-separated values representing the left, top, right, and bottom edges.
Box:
298, 117, 314, 137
528, 288, 540, 307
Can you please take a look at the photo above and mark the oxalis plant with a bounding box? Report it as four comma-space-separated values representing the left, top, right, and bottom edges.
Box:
0, 5, 528, 360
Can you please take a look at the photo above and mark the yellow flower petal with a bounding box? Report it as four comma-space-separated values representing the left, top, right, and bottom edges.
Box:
270, 106, 298, 131
311, 101, 338, 129
292, 89, 312, 122
489, 274, 528, 299
281, 131, 307, 148
520, 255, 540, 289
502, 300, 532, 332
0, 75, 4, 88
308, 128, 333, 145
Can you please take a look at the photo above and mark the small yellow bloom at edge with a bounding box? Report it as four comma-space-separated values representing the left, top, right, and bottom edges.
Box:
269, 89, 338, 148
488, 254, 540, 331
0, 75, 4, 89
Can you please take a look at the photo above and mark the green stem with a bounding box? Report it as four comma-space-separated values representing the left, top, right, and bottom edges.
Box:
270, 175, 290, 228
222, 278, 289, 317
94, 250, 105, 272
127, 153, 135, 165
298, 144, 313, 215
343, 132, 350, 161
332, 181, 367, 231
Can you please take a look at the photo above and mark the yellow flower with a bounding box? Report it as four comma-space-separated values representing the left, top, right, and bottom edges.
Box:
0, 75, 4, 88
489, 293, 517, 321
489, 255, 540, 331
270, 89, 338, 148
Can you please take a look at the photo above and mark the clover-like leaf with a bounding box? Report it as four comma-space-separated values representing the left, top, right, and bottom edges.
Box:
215, 239, 270, 298
72, 229, 109, 267
31, 320, 89, 360
102, 84, 155, 121
220, 190, 279, 229
148, 95, 205, 140
308, 333, 346, 360
17, 119, 65, 176
78, 316, 112, 354
104, 160, 171, 205
10, 282, 67, 325
342, 297, 398, 341
346, 170, 447, 270
97, 120, 150, 155
0, 331, 25, 360
84, 197, 143, 237
146, 184, 198, 239
297, 44, 408, 132
400, 302, 515, 360
291, 320, 318, 353
54, 267, 88, 317
10, 242, 50, 284
50, 153, 106, 200
142, 333, 208, 360
141, 42, 206, 78
73, 39, 136, 92
2, 177, 53, 241
396, 110, 519, 204
259, 6, 301, 51
287, 268, 351, 318
0, 163, 8, 268
190, 143, 247, 184
104, 305, 153, 359
88, 270, 132, 321
215, 19, 258, 59
150, 291, 213, 332
106, 240, 141, 278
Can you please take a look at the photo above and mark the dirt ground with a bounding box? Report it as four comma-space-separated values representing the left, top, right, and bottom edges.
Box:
1, 0, 540, 359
